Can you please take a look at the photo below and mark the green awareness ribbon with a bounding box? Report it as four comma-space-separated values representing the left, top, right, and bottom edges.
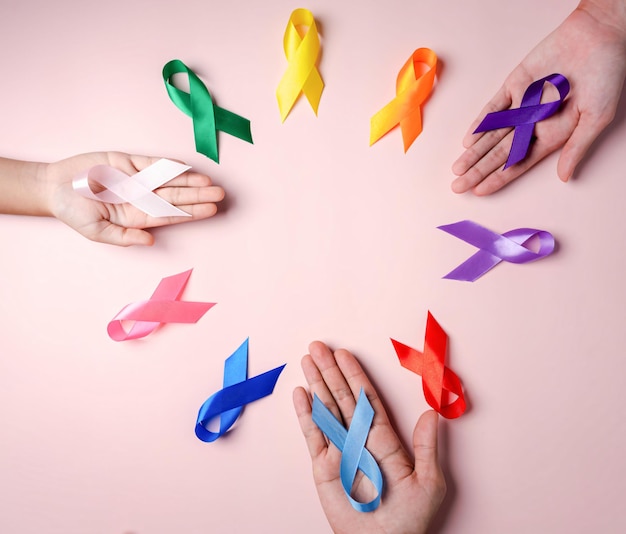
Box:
162, 59, 253, 163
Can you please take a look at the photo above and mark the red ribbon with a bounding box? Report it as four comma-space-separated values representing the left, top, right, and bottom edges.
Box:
391, 312, 466, 419
107, 269, 215, 341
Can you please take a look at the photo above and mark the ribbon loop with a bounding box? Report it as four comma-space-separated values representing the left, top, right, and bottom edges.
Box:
107, 269, 215, 341
474, 73, 570, 168
312, 389, 383, 512
439, 220, 555, 281
276, 8, 324, 121
163, 59, 253, 163
391, 312, 466, 419
370, 48, 437, 152
195, 338, 286, 442
72, 159, 191, 218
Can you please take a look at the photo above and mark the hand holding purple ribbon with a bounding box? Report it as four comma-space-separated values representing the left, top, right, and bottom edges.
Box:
453, 2, 626, 196
474, 73, 570, 169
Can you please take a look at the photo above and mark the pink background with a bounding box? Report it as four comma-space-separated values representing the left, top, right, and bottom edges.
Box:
1, 0, 625, 532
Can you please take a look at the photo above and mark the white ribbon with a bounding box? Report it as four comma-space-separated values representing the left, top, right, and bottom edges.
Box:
72, 159, 192, 218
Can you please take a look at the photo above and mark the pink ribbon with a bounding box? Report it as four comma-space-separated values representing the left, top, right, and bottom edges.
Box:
108, 270, 215, 341
72, 159, 192, 218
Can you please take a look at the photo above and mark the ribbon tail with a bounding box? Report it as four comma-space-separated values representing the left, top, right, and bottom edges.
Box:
443, 250, 502, 281
277, 68, 301, 122
505, 122, 534, 168
302, 69, 324, 115
370, 98, 403, 145
215, 106, 253, 144
400, 106, 423, 152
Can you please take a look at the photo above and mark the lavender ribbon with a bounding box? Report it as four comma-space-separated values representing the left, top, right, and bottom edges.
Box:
474, 73, 570, 168
438, 220, 555, 281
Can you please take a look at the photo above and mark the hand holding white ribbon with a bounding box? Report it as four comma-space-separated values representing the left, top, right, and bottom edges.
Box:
72, 158, 192, 218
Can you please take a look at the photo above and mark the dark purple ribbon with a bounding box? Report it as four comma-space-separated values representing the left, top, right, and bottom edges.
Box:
474, 73, 570, 169
438, 220, 555, 281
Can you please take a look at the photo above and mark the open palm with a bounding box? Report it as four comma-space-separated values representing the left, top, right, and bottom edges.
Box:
452, 4, 626, 195
293, 341, 446, 534
45, 151, 224, 246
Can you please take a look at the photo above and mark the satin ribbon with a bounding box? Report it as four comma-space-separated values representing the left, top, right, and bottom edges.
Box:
474, 73, 570, 168
276, 8, 324, 121
107, 269, 215, 341
72, 159, 191, 218
370, 48, 437, 152
391, 312, 466, 419
312, 389, 383, 512
438, 220, 555, 281
195, 338, 286, 442
163, 59, 253, 163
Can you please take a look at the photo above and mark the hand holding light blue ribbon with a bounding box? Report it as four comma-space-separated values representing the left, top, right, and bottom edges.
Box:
195, 338, 285, 442
312, 389, 383, 512
474, 73, 570, 169
438, 220, 555, 281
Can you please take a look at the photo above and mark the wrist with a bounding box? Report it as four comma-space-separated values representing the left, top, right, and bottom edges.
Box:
0, 158, 52, 216
34, 161, 55, 216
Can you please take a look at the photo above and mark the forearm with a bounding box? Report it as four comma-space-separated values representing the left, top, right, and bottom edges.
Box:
578, 0, 626, 36
0, 157, 51, 216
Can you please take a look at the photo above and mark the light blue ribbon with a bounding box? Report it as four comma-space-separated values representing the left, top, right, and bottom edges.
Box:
195, 338, 285, 442
312, 389, 383, 512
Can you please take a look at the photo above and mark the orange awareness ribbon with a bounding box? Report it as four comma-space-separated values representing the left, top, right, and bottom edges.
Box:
391, 312, 466, 419
276, 8, 324, 121
370, 48, 437, 152
107, 270, 215, 342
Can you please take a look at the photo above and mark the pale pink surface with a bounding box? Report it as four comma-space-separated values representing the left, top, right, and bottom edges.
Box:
1, 1, 625, 533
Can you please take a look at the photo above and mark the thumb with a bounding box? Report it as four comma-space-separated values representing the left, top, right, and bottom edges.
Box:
413, 410, 439, 470
413, 410, 446, 504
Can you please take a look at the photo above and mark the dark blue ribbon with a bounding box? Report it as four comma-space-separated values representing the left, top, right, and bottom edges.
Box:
474, 73, 570, 168
195, 338, 286, 442
312, 389, 383, 512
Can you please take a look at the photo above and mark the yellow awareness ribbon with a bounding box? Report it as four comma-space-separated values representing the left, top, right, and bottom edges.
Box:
370, 48, 438, 152
276, 8, 324, 122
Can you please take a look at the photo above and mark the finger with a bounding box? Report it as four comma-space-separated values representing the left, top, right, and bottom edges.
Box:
158, 171, 215, 188
557, 115, 608, 182
462, 85, 512, 148
102, 153, 162, 175
140, 203, 219, 228
293, 386, 329, 461
471, 108, 579, 195
125, 154, 216, 188
452, 127, 512, 179
301, 346, 346, 425
332, 349, 389, 428
88, 222, 154, 247
332, 349, 412, 472
413, 410, 439, 469
126, 153, 169, 172
156, 185, 225, 206
308, 342, 358, 425
413, 410, 446, 503
451, 131, 514, 193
